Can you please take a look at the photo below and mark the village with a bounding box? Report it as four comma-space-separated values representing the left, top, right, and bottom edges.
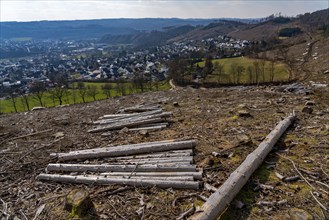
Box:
0, 35, 251, 97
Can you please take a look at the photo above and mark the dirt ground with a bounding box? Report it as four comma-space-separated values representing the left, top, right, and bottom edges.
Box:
0, 82, 328, 219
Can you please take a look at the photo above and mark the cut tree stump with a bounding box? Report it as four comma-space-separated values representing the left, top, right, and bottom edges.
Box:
64, 189, 98, 220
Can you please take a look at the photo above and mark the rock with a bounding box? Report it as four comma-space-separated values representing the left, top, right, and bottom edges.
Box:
54, 114, 70, 125
173, 102, 179, 107
324, 124, 329, 131
305, 101, 315, 106
57, 104, 70, 108
139, 129, 149, 137
277, 97, 286, 103
211, 152, 220, 157
302, 106, 313, 114
283, 83, 312, 95
32, 106, 45, 111
289, 208, 313, 220
54, 132, 65, 139
234, 200, 246, 209
311, 83, 327, 88
238, 104, 247, 108
238, 110, 252, 117
119, 127, 129, 134
323, 69, 329, 74
236, 134, 251, 144
201, 157, 214, 167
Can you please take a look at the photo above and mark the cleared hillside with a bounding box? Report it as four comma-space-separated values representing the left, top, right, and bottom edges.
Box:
1, 82, 328, 219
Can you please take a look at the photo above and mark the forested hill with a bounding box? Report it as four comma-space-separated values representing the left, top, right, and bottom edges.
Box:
0, 18, 217, 40
0, 18, 255, 40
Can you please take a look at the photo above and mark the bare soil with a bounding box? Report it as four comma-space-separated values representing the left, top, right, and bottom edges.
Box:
1, 83, 328, 219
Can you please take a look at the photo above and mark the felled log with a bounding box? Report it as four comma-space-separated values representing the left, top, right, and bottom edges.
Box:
99, 175, 195, 181
103, 156, 194, 165
190, 114, 295, 220
94, 109, 163, 124
88, 118, 163, 133
51, 140, 196, 161
47, 163, 197, 172
128, 125, 166, 132
99, 171, 203, 180
54, 141, 193, 156
37, 174, 201, 189
97, 111, 171, 125
99, 113, 138, 119
102, 149, 194, 160
122, 106, 161, 113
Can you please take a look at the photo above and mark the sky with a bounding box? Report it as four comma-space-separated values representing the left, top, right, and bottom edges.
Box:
1, 0, 328, 22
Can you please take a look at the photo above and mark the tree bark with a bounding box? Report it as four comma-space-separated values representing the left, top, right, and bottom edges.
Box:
190, 114, 295, 220
99, 171, 203, 180
37, 174, 201, 190
88, 118, 164, 133
51, 140, 196, 161
103, 156, 194, 165
95, 109, 162, 124
47, 163, 197, 172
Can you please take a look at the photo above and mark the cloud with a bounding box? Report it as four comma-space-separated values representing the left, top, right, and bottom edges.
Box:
1, 0, 328, 21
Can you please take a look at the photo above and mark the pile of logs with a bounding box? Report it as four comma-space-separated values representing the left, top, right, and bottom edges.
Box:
37, 139, 203, 189
88, 104, 172, 134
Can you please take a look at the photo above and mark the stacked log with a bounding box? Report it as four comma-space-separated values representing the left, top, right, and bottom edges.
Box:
88, 104, 171, 133
38, 140, 202, 190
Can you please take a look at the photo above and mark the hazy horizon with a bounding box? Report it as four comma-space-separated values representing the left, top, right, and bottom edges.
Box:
1, 0, 328, 22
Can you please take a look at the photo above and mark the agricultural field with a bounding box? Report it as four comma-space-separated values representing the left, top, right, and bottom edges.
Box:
198, 57, 289, 84
0, 81, 170, 114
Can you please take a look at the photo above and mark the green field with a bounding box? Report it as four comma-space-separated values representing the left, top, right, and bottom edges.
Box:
11, 37, 33, 42
0, 81, 170, 114
197, 57, 289, 83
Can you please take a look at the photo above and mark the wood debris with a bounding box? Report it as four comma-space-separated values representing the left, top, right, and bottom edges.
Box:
38, 139, 203, 189
88, 104, 172, 133
190, 113, 296, 220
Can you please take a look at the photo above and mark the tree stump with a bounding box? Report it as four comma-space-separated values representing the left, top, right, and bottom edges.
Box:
64, 189, 98, 220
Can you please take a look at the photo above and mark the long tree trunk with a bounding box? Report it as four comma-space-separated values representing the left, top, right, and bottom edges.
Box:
51, 139, 196, 161
37, 174, 201, 189
47, 163, 197, 172
190, 114, 295, 220
99, 171, 203, 180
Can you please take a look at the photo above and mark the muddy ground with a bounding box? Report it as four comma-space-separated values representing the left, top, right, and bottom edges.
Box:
0, 83, 328, 219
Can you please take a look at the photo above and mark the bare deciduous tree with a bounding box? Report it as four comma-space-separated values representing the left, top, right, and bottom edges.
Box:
213, 62, 225, 84
87, 85, 98, 101
30, 81, 46, 107
101, 84, 112, 99
77, 82, 87, 103
230, 63, 238, 84
253, 61, 261, 85
237, 65, 245, 84
247, 65, 254, 84
269, 59, 276, 82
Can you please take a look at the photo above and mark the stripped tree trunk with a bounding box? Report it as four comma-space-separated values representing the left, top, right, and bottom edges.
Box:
51, 140, 196, 161
190, 114, 295, 220
104, 156, 194, 165
88, 118, 163, 133
47, 163, 197, 172
99, 171, 203, 180
37, 174, 201, 189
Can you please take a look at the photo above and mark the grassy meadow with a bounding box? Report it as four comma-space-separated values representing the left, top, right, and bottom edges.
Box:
197, 57, 289, 83
0, 81, 170, 114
